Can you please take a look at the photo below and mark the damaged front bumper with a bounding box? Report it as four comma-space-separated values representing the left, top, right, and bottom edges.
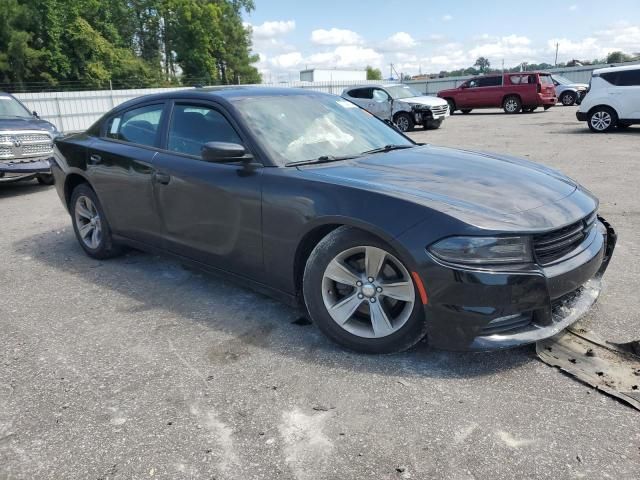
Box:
0, 157, 52, 182
423, 217, 617, 351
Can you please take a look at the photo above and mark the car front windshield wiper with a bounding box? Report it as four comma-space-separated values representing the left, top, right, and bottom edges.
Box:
285, 154, 362, 167
361, 144, 415, 155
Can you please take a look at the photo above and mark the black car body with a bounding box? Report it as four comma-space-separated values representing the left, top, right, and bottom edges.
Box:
50, 87, 616, 352
0, 92, 58, 184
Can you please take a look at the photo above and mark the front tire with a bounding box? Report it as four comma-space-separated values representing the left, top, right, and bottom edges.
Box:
394, 112, 414, 132
70, 184, 122, 259
446, 99, 456, 114
503, 96, 522, 114
588, 106, 617, 133
560, 91, 577, 106
303, 227, 427, 354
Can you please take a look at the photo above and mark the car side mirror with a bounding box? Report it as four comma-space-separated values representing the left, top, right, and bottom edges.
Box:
32, 111, 39, 118
460, 84, 468, 89
201, 142, 251, 162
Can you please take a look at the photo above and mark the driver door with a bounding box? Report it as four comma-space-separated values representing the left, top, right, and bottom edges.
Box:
151, 101, 264, 279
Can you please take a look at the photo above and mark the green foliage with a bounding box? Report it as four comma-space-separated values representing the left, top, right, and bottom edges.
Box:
366, 65, 382, 81
0, 0, 261, 90
605, 51, 633, 64
474, 56, 490, 73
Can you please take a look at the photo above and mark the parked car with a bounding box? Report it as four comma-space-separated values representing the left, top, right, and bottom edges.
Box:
438, 72, 557, 114
341, 84, 449, 132
0, 92, 58, 185
576, 64, 640, 132
51, 88, 615, 353
551, 74, 589, 106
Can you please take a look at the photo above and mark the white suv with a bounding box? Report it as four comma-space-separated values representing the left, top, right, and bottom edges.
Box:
577, 64, 640, 132
341, 84, 449, 132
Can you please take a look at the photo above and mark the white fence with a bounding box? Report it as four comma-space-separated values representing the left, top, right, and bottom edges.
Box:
14, 80, 390, 133
14, 61, 640, 132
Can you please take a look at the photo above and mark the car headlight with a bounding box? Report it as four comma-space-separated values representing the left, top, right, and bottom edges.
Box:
409, 103, 426, 110
428, 236, 533, 265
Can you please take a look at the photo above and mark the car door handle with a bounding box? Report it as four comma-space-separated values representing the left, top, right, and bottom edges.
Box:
88, 154, 102, 164
154, 172, 171, 185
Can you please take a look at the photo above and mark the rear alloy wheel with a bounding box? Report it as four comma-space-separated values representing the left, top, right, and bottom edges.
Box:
303, 227, 426, 354
560, 91, 577, 106
503, 96, 522, 114
70, 184, 122, 259
588, 107, 617, 133
394, 112, 414, 132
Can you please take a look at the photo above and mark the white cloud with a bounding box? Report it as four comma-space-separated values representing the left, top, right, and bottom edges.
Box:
308, 45, 383, 68
443, 14, 453, 21
270, 51, 304, 69
249, 20, 295, 39
548, 24, 640, 61
311, 28, 363, 46
386, 32, 418, 50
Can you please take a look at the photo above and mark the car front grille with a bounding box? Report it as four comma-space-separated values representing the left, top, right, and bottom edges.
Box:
533, 212, 597, 265
0, 132, 53, 159
430, 105, 449, 116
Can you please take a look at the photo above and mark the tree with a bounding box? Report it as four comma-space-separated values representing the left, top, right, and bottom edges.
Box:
474, 56, 490, 73
366, 65, 382, 80
606, 51, 632, 64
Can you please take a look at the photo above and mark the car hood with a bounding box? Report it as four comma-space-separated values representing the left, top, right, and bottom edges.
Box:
299, 145, 594, 230
0, 116, 58, 134
396, 95, 447, 107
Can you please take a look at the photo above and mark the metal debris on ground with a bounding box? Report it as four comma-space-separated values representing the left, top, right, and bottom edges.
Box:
537, 327, 640, 411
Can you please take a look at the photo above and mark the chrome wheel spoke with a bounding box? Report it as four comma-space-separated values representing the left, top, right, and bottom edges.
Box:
365, 247, 386, 280
76, 203, 93, 220
325, 258, 360, 286
329, 293, 363, 325
369, 301, 394, 337
78, 223, 93, 239
379, 281, 414, 302
90, 225, 100, 248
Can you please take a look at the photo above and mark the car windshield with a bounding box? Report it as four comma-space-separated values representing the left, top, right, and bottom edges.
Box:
230, 94, 414, 165
552, 75, 574, 85
383, 85, 422, 99
0, 95, 32, 118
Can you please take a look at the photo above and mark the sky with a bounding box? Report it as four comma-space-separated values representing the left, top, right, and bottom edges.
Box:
242, 0, 640, 81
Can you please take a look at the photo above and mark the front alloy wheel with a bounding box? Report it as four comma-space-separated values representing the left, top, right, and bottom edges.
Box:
561, 91, 576, 106
303, 227, 427, 354
394, 112, 414, 132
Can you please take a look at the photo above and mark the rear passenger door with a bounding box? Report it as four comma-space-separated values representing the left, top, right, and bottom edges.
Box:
151, 101, 264, 279
88, 102, 167, 246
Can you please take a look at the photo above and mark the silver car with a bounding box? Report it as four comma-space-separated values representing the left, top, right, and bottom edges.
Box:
552, 74, 589, 106
341, 84, 449, 132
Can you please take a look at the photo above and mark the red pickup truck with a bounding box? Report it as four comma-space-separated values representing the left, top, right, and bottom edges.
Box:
437, 72, 557, 114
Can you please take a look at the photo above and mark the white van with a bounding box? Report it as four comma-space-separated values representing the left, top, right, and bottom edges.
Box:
341, 84, 449, 132
577, 64, 640, 132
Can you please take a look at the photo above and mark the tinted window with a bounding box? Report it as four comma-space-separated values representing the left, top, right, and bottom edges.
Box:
597, 70, 640, 86
477, 76, 502, 87
167, 105, 242, 157
105, 104, 163, 147
348, 88, 373, 99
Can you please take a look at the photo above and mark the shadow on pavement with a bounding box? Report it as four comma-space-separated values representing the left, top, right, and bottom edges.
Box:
0, 180, 50, 199
20, 228, 535, 381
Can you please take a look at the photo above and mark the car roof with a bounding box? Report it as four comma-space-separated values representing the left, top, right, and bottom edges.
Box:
111, 86, 333, 113
593, 63, 640, 74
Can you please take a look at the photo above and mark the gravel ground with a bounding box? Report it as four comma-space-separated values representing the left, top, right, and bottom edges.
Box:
1, 106, 639, 480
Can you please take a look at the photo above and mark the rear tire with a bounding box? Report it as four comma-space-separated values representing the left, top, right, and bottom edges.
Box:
302, 227, 427, 354
503, 96, 522, 114
394, 112, 414, 132
560, 91, 577, 106
460, 109, 472, 114
587, 106, 617, 133
70, 184, 122, 259
37, 174, 55, 185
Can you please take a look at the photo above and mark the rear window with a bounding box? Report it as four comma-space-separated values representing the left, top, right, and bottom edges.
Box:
538, 75, 553, 85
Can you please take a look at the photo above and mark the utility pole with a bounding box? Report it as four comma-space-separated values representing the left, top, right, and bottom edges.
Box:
554, 42, 559, 66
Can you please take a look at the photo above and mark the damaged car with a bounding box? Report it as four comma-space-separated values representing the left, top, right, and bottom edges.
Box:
50, 88, 616, 353
1, 92, 58, 185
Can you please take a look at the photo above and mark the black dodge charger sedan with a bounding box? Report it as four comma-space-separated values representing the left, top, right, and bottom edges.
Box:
50, 87, 616, 353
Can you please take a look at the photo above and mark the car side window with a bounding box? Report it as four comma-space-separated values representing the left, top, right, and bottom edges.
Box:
105, 104, 164, 147
372, 89, 389, 102
348, 88, 371, 99
616, 69, 640, 86
467, 79, 479, 88
478, 76, 502, 87
167, 104, 242, 158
